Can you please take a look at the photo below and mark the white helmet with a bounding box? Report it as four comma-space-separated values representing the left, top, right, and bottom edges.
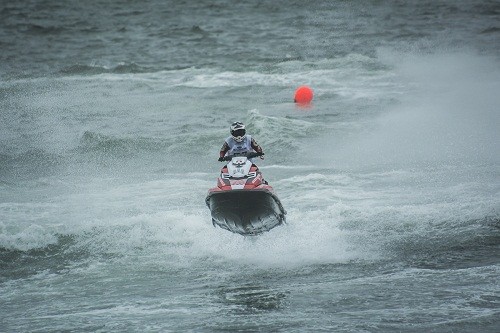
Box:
230, 122, 246, 142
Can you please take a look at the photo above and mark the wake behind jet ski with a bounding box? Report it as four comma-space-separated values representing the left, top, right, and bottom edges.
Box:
206, 151, 286, 236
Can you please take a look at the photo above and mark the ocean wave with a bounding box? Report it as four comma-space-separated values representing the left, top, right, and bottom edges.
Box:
76, 128, 225, 161
177, 54, 386, 89
388, 216, 500, 270
0, 233, 82, 282
0, 149, 65, 180
25, 23, 65, 35
480, 26, 500, 34
246, 109, 318, 153
59, 62, 153, 76
0, 209, 207, 257
77, 131, 169, 156
0, 223, 59, 253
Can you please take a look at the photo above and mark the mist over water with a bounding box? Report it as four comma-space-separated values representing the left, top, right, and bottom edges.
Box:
320, 50, 500, 170
1, 0, 499, 332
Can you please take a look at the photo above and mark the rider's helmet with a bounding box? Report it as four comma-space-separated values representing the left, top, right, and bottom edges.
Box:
230, 122, 246, 142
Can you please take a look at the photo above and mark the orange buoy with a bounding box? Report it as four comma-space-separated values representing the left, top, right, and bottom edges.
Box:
294, 85, 313, 104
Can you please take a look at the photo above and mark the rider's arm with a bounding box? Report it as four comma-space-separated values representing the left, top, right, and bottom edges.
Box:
251, 138, 263, 154
219, 141, 230, 158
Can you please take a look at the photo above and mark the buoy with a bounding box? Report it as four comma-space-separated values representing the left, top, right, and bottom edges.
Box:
294, 85, 313, 104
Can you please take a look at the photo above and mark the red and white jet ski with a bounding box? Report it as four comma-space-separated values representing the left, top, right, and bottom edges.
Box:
206, 152, 286, 236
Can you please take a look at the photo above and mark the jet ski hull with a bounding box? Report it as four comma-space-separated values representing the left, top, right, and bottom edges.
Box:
206, 189, 286, 236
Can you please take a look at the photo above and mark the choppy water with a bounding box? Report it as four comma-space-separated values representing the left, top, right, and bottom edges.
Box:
1, 0, 499, 332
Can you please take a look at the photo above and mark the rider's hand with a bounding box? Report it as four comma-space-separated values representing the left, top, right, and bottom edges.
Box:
218, 157, 224, 162
259, 152, 265, 160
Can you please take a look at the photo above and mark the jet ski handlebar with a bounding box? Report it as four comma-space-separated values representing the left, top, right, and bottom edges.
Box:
220, 152, 264, 162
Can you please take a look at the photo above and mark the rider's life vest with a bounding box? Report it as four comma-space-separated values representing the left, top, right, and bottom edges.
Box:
225, 135, 253, 156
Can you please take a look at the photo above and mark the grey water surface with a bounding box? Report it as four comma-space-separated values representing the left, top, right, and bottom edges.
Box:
1, 1, 499, 332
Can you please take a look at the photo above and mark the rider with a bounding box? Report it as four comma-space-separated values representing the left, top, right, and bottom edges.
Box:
218, 122, 264, 162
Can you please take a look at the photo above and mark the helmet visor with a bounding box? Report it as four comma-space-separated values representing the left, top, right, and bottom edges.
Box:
232, 129, 246, 137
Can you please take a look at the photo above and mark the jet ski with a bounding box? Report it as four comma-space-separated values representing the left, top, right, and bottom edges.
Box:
206, 152, 286, 236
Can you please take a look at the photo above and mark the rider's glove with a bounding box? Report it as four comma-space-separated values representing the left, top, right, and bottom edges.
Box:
218, 157, 224, 162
